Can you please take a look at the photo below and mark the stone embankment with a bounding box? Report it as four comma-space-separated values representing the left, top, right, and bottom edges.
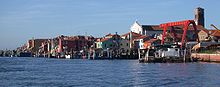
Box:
191, 53, 220, 62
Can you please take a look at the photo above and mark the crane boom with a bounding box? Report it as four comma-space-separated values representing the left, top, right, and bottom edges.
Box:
210, 24, 220, 32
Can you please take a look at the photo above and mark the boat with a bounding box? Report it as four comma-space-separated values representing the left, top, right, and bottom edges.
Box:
139, 44, 190, 63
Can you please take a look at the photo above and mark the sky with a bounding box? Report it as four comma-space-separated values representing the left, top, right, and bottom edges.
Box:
0, 0, 219, 50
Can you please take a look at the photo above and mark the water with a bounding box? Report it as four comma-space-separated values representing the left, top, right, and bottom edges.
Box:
1, 57, 220, 87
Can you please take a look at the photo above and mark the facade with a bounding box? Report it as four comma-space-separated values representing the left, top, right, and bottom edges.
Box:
198, 29, 209, 41
119, 39, 130, 53
95, 34, 121, 50
135, 36, 149, 49
210, 30, 220, 42
27, 39, 48, 55
198, 29, 220, 42
144, 39, 161, 49
58, 35, 95, 53
121, 32, 149, 49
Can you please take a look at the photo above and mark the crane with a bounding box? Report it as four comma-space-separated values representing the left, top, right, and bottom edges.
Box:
160, 20, 199, 48
210, 24, 220, 32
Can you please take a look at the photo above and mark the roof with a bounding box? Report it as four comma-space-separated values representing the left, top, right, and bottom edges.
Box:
144, 39, 161, 48
134, 35, 148, 39
210, 30, 220, 37
121, 32, 148, 40
144, 39, 159, 43
142, 25, 163, 31
200, 28, 209, 34
121, 32, 143, 37
105, 33, 115, 37
100, 38, 110, 42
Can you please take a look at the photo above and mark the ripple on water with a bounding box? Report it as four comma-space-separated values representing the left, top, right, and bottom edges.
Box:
1, 57, 220, 87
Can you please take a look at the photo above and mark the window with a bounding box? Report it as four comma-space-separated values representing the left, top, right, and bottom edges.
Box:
127, 43, 129, 46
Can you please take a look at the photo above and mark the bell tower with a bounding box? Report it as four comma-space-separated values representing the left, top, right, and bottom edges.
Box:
194, 7, 205, 27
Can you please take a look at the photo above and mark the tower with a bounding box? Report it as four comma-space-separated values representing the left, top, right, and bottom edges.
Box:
194, 7, 205, 27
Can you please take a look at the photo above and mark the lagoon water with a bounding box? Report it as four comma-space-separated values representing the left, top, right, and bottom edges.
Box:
1, 57, 220, 87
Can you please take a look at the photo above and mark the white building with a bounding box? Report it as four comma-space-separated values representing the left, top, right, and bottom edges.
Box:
130, 21, 163, 36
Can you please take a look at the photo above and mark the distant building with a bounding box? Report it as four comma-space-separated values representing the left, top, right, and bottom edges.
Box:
57, 35, 95, 53
27, 39, 48, 55
95, 33, 121, 50
144, 39, 161, 49
198, 28, 220, 42
121, 32, 150, 49
198, 28, 210, 41
210, 30, 220, 42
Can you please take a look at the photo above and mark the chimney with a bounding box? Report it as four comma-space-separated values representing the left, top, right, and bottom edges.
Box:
194, 7, 205, 27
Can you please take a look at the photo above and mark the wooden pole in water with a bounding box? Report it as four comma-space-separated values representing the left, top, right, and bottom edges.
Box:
138, 49, 141, 60
107, 48, 109, 58
93, 50, 95, 59
184, 48, 186, 62
146, 48, 149, 62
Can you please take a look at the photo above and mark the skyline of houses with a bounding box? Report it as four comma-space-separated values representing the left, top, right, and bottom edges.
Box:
1, 7, 220, 58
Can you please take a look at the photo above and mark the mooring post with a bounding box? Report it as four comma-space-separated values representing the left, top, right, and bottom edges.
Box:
183, 48, 186, 62
138, 49, 141, 60
145, 48, 149, 62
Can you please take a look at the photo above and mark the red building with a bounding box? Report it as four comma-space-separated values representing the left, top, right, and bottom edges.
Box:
58, 35, 95, 54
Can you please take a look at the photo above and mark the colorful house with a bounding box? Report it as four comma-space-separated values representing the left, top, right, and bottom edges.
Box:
144, 39, 161, 49
95, 33, 121, 50
121, 32, 149, 49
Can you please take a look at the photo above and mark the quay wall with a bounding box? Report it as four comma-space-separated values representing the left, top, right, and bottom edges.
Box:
191, 53, 220, 62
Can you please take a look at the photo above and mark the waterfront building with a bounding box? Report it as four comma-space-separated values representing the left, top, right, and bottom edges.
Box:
95, 33, 121, 50
209, 30, 220, 42
27, 38, 49, 56
57, 35, 95, 58
198, 28, 210, 41
144, 39, 161, 49
118, 39, 130, 54
121, 32, 150, 49
198, 28, 220, 42
94, 33, 133, 58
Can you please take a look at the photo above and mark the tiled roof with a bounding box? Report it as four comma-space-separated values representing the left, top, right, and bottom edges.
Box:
100, 38, 110, 42
133, 35, 148, 39
144, 39, 159, 43
200, 28, 209, 34
144, 39, 161, 48
121, 32, 148, 40
211, 30, 220, 37
121, 32, 143, 37
105, 33, 115, 37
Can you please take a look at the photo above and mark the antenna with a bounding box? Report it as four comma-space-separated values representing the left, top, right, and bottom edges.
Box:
85, 32, 87, 36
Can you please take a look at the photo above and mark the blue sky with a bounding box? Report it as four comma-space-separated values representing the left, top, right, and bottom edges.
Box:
0, 0, 219, 49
